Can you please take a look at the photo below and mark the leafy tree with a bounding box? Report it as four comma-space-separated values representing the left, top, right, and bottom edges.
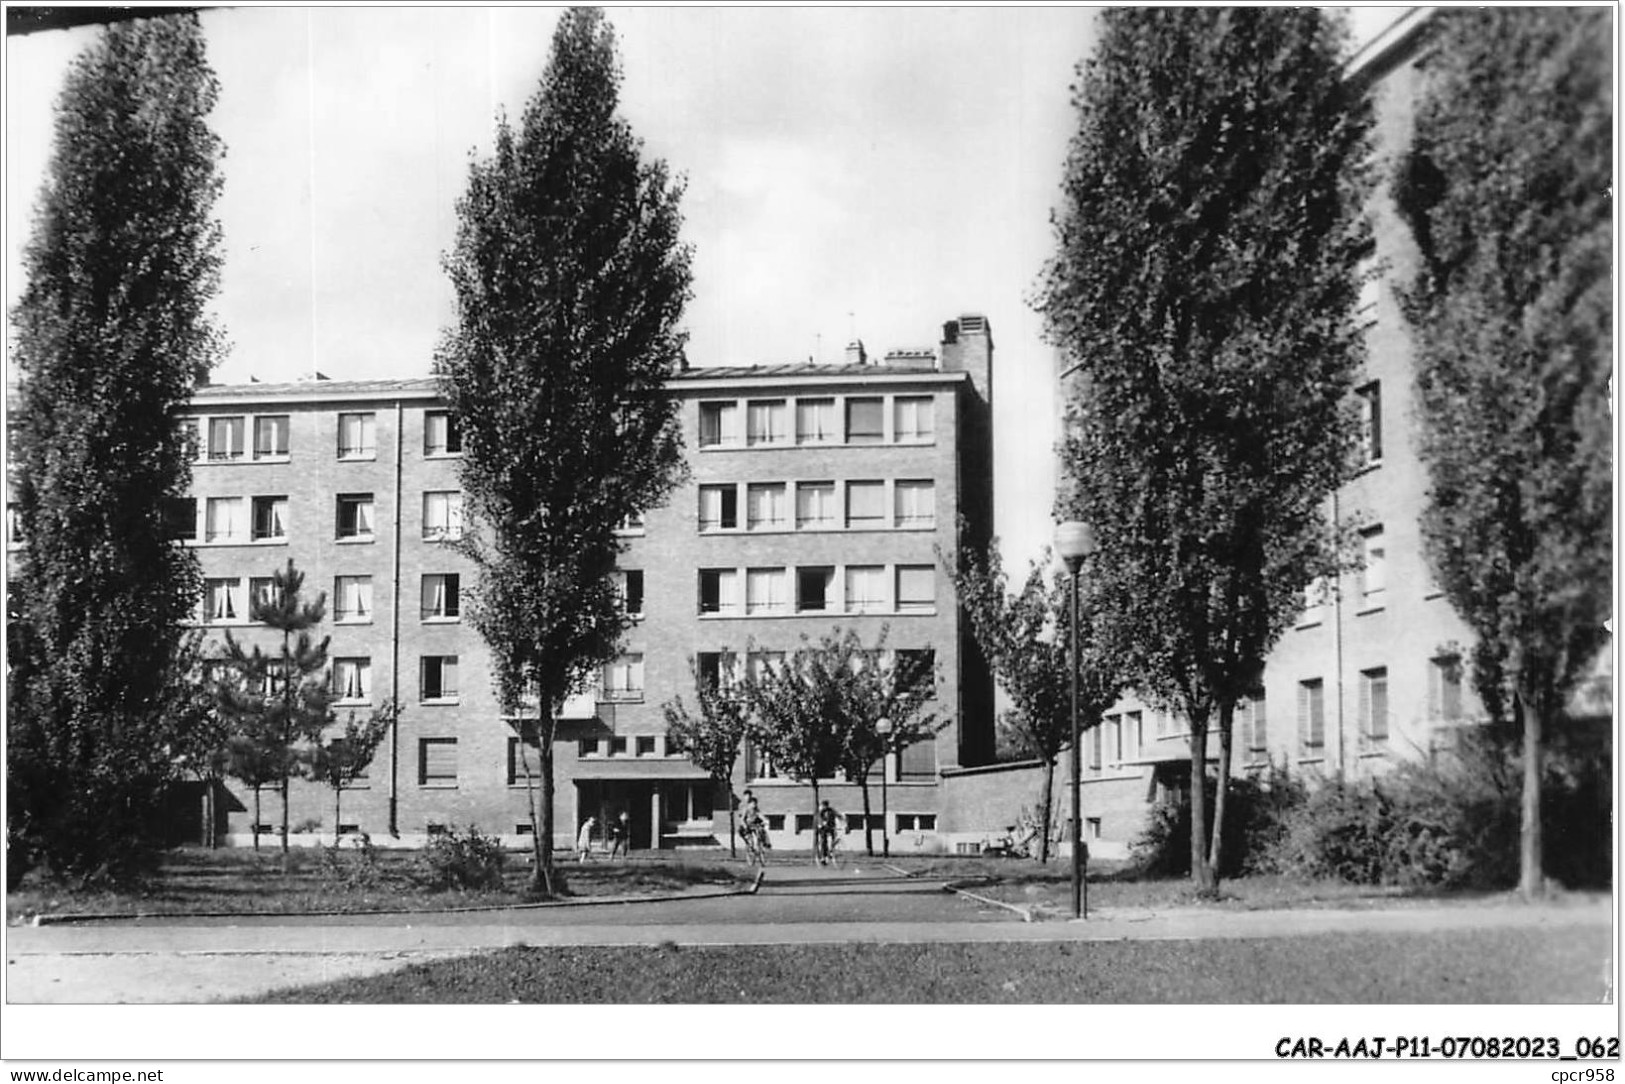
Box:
949, 538, 1120, 862
663, 651, 752, 857
219, 560, 335, 858
1393, 8, 1612, 899
311, 704, 399, 846
1039, 7, 1374, 894
165, 632, 235, 849
744, 640, 847, 840
434, 7, 691, 897
826, 629, 946, 857
6, 13, 224, 885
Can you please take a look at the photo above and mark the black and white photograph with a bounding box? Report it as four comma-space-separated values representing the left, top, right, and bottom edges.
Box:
1, 2, 1614, 1073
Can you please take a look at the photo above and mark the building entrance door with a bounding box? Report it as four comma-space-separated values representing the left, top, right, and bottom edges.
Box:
575, 781, 657, 851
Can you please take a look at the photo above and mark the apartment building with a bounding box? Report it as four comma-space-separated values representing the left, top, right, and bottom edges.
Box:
180, 315, 996, 850
1058, 9, 1486, 858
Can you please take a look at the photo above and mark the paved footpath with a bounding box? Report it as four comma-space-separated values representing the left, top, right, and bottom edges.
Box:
4, 865, 1611, 1004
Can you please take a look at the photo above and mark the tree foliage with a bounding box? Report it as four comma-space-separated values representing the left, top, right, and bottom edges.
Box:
6, 13, 224, 885
1393, 7, 1612, 897
434, 7, 691, 896
311, 704, 398, 846
949, 538, 1120, 862
663, 650, 752, 856
744, 629, 945, 855
218, 560, 334, 856
1039, 7, 1374, 893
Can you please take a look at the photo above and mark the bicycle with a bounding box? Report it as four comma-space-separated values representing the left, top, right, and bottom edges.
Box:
742, 822, 769, 867
815, 827, 840, 866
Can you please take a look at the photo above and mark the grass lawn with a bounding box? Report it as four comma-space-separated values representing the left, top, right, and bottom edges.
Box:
246, 925, 1610, 1003
5, 846, 752, 924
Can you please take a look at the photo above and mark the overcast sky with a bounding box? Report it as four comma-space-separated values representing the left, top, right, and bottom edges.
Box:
4, 6, 1404, 573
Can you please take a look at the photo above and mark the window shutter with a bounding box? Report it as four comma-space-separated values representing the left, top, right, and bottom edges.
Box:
421, 738, 457, 783
897, 565, 934, 609
847, 481, 884, 523
899, 738, 935, 780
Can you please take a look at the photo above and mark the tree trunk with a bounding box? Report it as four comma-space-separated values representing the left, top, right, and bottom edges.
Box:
1189, 724, 1215, 896
280, 772, 291, 857
809, 779, 821, 858
1518, 692, 1544, 900
860, 775, 874, 856
252, 787, 261, 851
1037, 757, 1056, 864
521, 739, 544, 893
538, 736, 558, 898
727, 784, 737, 858
204, 774, 217, 849
1207, 698, 1234, 888
333, 785, 342, 846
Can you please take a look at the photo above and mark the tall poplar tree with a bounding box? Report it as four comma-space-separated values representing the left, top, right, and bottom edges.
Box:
7, 13, 224, 884
435, 7, 691, 897
1393, 8, 1612, 899
1040, 8, 1374, 894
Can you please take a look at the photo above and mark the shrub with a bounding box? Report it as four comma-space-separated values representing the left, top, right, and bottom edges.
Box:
416, 825, 507, 892
318, 832, 385, 893
1131, 764, 1307, 879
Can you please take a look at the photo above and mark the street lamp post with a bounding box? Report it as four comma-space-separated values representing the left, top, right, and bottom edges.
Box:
1056, 520, 1095, 920
876, 716, 892, 858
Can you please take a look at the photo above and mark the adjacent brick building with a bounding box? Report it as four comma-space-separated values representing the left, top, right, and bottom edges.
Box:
181, 315, 997, 850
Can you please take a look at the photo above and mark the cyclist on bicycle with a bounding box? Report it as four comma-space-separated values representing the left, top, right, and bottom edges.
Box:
815, 800, 839, 865
741, 789, 767, 867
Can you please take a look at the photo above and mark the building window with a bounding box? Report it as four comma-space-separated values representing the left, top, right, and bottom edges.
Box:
895, 566, 935, 614
894, 649, 935, 696
845, 397, 884, 444
845, 398, 884, 445
424, 410, 462, 456
699, 484, 738, 531
337, 412, 376, 459
746, 567, 788, 615
797, 566, 834, 612
334, 658, 372, 704
251, 495, 288, 541
1298, 678, 1325, 754
1429, 654, 1464, 721
1300, 576, 1328, 627
845, 565, 886, 614
1088, 723, 1103, 771
1086, 817, 1102, 840
1121, 711, 1142, 762
421, 655, 460, 703
207, 416, 245, 461
698, 568, 739, 615
746, 651, 784, 684
1243, 691, 1268, 755
615, 569, 644, 617
1359, 666, 1389, 743
421, 573, 460, 620
334, 576, 372, 623
253, 415, 290, 459
422, 491, 464, 541
576, 738, 600, 759
795, 481, 837, 529
609, 736, 629, 756
698, 401, 739, 448
204, 497, 245, 543
163, 497, 197, 542
336, 494, 375, 540
895, 813, 937, 832
765, 813, 786, 832
796, 397, 836, 443
1357, 381, 1382, 465
249, 576, 278, 613
1360, 526, 1386, 602
845, 480, 885, 528
604, 654, 644, 701
894, 480, 935, 529
746, 482, 788, 531
893, 396, 934, 443
615, 511, 645, 534
419, 737, 457, 786
746, 399, 788, 446
204, 578, 244, 624
636, 735, 657, 757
